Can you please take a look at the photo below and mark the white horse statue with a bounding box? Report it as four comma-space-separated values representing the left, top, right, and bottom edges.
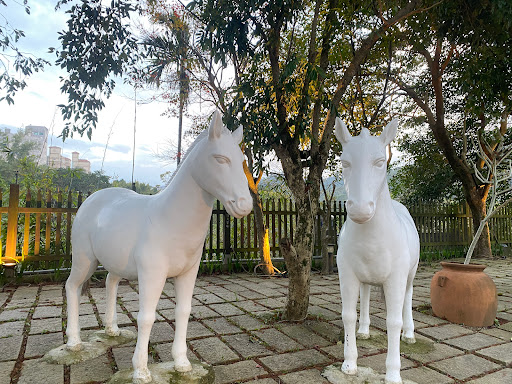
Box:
335, 118, 419, 384
65, 111, 252, 383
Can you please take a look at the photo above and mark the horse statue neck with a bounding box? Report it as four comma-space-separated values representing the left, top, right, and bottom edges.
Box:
154, 139, 214, 227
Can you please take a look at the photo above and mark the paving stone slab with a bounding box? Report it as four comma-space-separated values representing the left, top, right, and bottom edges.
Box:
401, 366, 454, 384
223, 333, 272, 358
252, 328, 302, 352
305, 320, 342, 343
476, 342, 512, 364
203, 317, 242, 335
0, 360, 14, 383
189, 337, 239, 364
0, 307, 31, 321
228, 314, 265, 331
209, 303, 245, 317
280, 368, 329, 384
481, 326, 512, 341
189, 306, 219, 320
18, 358, 64, 384
428, 354, 501, 381
0, 320, 25, 338
150, 321, 175, 343
188, 321, 215, 339
417, 324, 474, 340
279, 324, 331, 348
2, 335, 23, 361
244, 379, 278, 384
25, 332, 64, 358
195, 293, 225, 305
447, 331, 506, 351
70, 354, 114, 384
259, 349, 330, 372
32, 305, 62, 319
403, 340, 463, 364
213, 360, 267, 384
30, 317, 63, 334
467, 368, 512, 384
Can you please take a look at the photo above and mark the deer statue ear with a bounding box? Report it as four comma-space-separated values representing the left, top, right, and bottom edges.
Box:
232, 125, 243, 145
208, 110, 224, 140
380, 119, 398, 147
334, 118, 352, 144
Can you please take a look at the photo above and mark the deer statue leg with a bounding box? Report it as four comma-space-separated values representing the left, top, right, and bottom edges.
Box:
105, 272, 122, 336
401, 277, 416, 344
173, 258, 201, 372
340, 269, 361, 375
357, 283, 371, 339
132, 271, 167, 384
65, 254, 98, 351
383, 278, 407, 384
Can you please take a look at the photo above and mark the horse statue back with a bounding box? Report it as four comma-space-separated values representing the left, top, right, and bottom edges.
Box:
65, 111, 252, 383
335, 118, 419, 384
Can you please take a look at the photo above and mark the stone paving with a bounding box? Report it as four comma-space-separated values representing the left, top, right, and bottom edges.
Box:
1, 258, 512, 384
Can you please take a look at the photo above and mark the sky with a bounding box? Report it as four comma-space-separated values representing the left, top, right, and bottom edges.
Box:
0, 0, 190, 187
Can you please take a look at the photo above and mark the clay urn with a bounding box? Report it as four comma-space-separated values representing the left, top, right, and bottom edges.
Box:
430, 261, 497, 327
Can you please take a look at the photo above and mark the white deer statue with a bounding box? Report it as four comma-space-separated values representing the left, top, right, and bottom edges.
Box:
65, 111, 252, 383
335, 118, 419, 384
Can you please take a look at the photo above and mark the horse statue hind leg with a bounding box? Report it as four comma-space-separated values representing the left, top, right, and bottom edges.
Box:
65, 244, 99, 351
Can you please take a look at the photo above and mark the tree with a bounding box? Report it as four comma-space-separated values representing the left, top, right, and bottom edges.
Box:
54, 0, 140, 139
141, 1, 193, 164
392, 0, 512, 258
192, 0, 425, 320
0, 0, 48, 104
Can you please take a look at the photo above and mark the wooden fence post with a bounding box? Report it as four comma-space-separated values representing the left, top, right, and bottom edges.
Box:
5, 184, 20, 262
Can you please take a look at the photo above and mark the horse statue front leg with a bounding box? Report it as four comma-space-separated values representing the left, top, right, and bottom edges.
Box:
357, 283, 371, 339
172, 258, 201, 372
132, 271, 167, 384
383, 278, 407, 384
339, 269, 361, 375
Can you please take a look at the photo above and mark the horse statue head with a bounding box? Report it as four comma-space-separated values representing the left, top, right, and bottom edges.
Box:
335, 118, 398, 224
190, 110, 253, 218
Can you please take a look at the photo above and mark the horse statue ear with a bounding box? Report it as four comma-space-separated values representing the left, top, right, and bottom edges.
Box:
232, 125, 243, 145
380, 119, 398, 147
209, 110, 224, 140
334, 117, 352, 144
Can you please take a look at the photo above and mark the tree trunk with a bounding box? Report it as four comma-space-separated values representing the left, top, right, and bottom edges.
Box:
280, 194, 317, 320
467, 197, 492, 259
280, 237, 310, 320
320, 201, 334, 274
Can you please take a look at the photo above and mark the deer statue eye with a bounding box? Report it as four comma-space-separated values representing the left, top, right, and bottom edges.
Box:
214, 155, 230, 164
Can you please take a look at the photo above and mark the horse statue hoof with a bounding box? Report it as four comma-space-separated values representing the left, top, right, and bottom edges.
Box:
105, 327, 121, 337
174, 359, 192, 373
132, 367, 152, 384
341, 361, 357, 375
66, 342, 83, 352
401, 335, 416, 344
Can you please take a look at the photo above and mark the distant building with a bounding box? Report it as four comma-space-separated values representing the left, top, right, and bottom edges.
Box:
48, 147, 90, 173
25, 125, 48, 166
1, 125, 91, 173
72, 151, 91, 173
1, 125, 48, 165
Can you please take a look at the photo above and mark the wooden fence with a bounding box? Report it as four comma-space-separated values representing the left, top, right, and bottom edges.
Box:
2, 183, 512, 268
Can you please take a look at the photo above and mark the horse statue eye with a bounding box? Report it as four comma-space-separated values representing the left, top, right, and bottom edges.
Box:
214, 156, 229, 164
341, 161, 351, 168
375, 159, 386, 167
